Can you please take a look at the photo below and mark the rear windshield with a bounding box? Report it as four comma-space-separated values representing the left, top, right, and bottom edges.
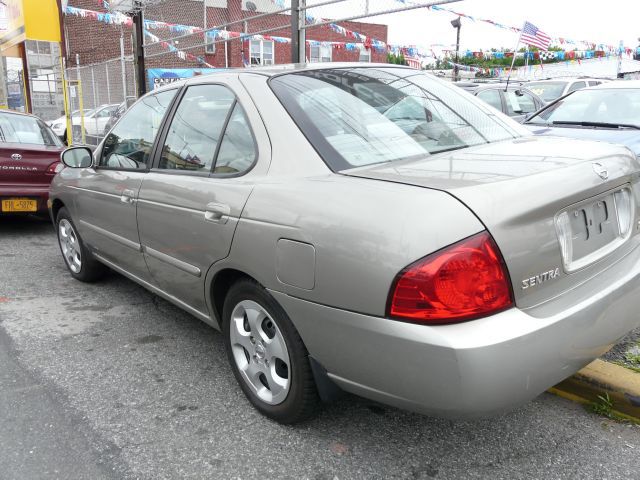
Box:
0, 113, 62, 146
526, 82, 568, 102
270, 67, 527, 171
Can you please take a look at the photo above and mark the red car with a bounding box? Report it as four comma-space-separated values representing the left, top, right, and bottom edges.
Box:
0, 110, 65, 216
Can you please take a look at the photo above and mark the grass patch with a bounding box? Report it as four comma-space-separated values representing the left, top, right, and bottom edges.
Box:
624, 352, 640, 365
590, 392, 614, 417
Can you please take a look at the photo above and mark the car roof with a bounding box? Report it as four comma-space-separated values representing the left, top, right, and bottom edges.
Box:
589, 80, 640, 89
0, 109, 39, 120
526, 77, 608, 84
149, 63, 415, 94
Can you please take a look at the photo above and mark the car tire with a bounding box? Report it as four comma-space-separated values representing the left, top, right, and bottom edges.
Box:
223, 278, 320, 424
56, 207, 106, 282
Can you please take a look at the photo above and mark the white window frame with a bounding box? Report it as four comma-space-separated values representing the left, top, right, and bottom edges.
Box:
310, 44, 332, 63
250, 40, 274, 66
359, 48, 371, 63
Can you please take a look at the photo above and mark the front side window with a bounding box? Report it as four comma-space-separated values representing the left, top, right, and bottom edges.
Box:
100, 89, 176, 170
0, 113, 62, 146
158, 85, 235, 172
270, 68, 527, 172
505, 90, 537, 115
250, 40, 274, 66
310, 44, 332, 63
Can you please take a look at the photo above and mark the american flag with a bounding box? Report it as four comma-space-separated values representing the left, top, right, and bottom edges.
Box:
521, 21, 551, 51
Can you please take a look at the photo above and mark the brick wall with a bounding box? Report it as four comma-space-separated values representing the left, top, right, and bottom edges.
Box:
66, 0, 388, 69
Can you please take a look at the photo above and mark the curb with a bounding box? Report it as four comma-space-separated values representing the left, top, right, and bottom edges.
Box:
549, 359, 640, 422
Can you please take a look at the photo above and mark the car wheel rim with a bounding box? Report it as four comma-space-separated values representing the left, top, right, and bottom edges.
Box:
229, 300, 291, 405
58, 219, 82, 274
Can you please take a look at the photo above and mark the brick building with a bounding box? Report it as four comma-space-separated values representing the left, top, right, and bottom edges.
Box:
64, 0, 389, 70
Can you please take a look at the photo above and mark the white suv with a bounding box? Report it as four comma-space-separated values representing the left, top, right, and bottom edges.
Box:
526, 78, 608, 103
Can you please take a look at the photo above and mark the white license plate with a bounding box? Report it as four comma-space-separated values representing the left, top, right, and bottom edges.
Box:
556, 187, 633, 272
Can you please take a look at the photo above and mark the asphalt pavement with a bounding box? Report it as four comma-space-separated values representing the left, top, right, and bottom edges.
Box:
1, 216, 639, 480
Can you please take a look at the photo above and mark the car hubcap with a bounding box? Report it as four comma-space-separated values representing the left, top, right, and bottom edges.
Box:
229, 300, 291, 405
58, 219, 82, 274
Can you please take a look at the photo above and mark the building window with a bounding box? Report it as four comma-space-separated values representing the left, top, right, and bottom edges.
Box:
205, 32, 216, 54
310, 44, 332, 63
359, 48, 371, 63
250, 40, 274, 66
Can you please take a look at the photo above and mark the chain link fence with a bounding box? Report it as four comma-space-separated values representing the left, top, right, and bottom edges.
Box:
63, 57, 137, 146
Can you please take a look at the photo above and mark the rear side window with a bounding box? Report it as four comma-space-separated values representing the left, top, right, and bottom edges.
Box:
100, 89, 176, 170
567, 81, 586, 93
158, 85, 235, 172
476, 89, 503, 111
0, 114, 61, 146
213, 104, 256, 174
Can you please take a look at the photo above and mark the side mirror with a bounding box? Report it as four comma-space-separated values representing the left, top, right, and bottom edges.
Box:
61, 146, 93, 168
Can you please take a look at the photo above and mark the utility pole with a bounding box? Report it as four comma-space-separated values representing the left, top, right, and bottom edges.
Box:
132, 2, 146, 97
291, 0, 299, 63
291, 0, 306, 64
450, 17, 461, 82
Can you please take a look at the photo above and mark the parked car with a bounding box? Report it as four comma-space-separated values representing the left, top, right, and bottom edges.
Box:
0, 110, 65, 216
524, 80, 640, 155
50, 64, 640, 424
103, 96, 137, 135
46, 108, 95, 141
82, 104, 120, 138
525, 77, 608, 103
455, 82, 545, 122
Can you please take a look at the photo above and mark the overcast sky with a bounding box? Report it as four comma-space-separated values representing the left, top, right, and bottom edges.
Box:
362, 0, 640, 53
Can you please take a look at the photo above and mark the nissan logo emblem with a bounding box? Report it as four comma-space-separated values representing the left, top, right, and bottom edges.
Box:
11, 153, 22, 161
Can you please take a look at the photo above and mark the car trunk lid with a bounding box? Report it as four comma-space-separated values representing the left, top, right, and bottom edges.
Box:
0, 143, 63, 186
343, 135, 640, 310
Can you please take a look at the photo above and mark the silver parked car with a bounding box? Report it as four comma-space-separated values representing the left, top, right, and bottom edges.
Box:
50, 64, 640, 424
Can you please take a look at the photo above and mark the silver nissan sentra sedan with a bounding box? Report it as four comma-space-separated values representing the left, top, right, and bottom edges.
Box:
49, 64, 640, 424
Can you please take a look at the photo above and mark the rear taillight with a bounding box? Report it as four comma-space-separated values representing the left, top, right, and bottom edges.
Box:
387, 231, 513, 324
46, 161, 64, 175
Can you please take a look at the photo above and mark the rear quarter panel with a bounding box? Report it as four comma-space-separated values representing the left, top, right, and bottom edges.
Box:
219, 174, 485, 316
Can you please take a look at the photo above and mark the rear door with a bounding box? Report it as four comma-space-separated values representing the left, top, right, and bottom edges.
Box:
73, 89, 177, 280
136, 78, 262, 315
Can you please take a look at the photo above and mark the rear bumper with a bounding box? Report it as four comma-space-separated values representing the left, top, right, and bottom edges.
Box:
0, 185, 50, 214
270, 244, 640, 418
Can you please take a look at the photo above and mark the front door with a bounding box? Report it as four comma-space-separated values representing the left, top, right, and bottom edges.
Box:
137, 82, 259, 314
73, 89, 177, 280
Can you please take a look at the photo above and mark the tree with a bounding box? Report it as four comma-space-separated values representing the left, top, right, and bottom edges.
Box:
387, 53, 407, 65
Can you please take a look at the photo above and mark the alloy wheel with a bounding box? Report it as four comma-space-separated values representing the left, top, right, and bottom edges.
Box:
58, 219, 82, 274
229, 299, 291, 405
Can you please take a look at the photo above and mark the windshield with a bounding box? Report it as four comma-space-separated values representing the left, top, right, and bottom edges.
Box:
527, 88, 640, 128
526, 82, 568, 102
270, 68, 526, 171
0, 113, 62, 146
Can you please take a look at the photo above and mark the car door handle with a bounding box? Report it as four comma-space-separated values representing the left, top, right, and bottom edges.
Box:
204, 203, 230, 224
120, 189, 137, 205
